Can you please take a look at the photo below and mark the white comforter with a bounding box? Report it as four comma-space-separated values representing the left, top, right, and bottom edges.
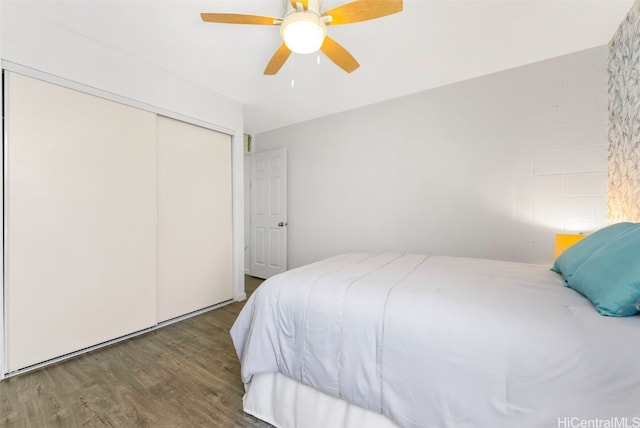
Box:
231, 253, 640, 428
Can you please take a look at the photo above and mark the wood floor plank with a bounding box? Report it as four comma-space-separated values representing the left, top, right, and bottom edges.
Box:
0, 276, 271, 427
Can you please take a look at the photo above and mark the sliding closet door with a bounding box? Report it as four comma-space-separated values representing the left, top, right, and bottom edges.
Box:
5, 73, 157, 371
157, 116, 233, 322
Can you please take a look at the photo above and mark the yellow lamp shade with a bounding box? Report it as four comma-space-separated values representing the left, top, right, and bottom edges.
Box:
554, 233, 585, 259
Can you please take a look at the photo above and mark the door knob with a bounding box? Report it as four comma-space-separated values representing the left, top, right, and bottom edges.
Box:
278, 222, 287, 227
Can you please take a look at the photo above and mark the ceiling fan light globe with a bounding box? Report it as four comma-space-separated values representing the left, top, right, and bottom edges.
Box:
281, 13, 326, 54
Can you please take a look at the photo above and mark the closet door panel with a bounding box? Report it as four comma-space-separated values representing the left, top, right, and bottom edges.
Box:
6, 73, 157, 371
157, 116, 233, 322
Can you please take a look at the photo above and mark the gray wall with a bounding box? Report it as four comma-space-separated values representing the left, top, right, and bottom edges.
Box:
254, 47, 609, 269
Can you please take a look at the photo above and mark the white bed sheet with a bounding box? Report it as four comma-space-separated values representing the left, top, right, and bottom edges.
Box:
231, 253, 640, 428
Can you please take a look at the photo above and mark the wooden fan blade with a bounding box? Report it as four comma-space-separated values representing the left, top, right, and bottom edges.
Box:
320, 36, 359, 73
200, 13, 280, 25
322, 0, 402, 25
264, 43, 292, 75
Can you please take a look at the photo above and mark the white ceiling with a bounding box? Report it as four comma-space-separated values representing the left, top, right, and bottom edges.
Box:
5, 0, 634, 133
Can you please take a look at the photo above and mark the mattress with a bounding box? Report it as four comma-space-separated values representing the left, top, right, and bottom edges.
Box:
231, 252, 640, 427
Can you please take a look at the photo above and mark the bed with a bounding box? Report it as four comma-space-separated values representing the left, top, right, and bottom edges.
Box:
231, 242, 640, 427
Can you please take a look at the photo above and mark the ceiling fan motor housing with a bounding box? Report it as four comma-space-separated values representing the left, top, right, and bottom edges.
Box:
281, 0, 327, 54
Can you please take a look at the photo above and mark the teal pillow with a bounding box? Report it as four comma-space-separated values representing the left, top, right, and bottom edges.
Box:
551, 222, 636, 283
568, 225, 640, 316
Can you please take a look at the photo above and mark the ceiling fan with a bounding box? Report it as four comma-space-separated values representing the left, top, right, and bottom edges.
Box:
201, 0, 403, 75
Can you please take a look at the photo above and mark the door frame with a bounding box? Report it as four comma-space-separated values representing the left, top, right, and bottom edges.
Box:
249, 147, 288, 279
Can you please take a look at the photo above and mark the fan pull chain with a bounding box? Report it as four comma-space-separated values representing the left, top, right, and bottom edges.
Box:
291, 53, 295, 88
317, 54, 321, 65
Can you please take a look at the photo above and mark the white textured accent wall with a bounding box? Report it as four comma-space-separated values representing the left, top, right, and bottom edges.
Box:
608, 0, 640, 223
254, 47, 608, 268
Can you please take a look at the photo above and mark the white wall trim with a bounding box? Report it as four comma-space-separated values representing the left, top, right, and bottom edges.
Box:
232, 132, 246, 301
0, 0, 4, 379
1, 61, 235, 136
1, 69, 7, 380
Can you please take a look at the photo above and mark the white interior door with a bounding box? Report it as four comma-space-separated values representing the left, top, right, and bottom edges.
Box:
251, 148, 287, 279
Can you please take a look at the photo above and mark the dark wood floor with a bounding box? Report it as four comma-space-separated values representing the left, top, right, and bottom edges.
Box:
0, 275, 272, 427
